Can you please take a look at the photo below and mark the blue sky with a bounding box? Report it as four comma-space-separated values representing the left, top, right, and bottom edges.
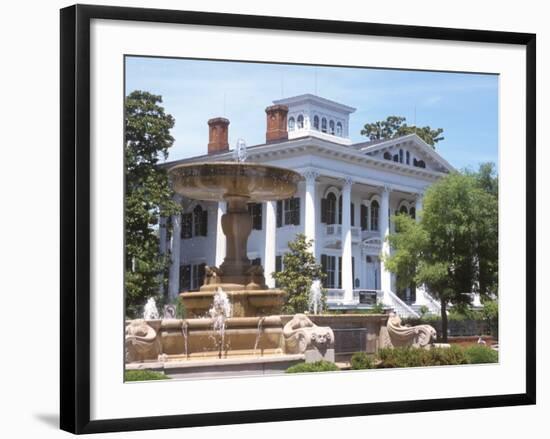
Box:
125, 56, 498, 171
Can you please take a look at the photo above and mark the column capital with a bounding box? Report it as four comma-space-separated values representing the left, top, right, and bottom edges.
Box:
380, 184, 393, 194
340, 176, 354, 188
302, 169, 320, 182
415, 192, 424, 201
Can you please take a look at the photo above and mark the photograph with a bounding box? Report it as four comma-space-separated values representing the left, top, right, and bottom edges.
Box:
123, 56, 500, 382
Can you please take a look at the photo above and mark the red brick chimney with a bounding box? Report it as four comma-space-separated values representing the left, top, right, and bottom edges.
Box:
207, 117, 230, 154
265, 104, 288, 143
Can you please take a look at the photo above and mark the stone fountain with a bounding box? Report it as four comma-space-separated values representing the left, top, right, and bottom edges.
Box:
169, 161, 302, 318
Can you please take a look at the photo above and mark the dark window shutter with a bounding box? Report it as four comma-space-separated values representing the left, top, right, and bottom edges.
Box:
275, 255, 282, 272
293, 198, 300, 225
321, 198, 327, 223
257, 203, 263, 230
338, 257, 342, 289
338, 195, 342, 225
350, 203, 355, 227
276, 200, 282, 228
201, 210, 208, 236
180, 265, 191, 291
321, 254, 328, 288
198, 263, 206, 287
361, 205, 367, 230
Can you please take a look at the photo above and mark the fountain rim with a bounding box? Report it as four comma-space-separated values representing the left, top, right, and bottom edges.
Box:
168, 161, 304, 203
168, 161, 304, 180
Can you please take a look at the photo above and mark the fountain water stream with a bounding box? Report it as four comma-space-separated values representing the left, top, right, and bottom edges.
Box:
143, 297, 160, 320
309, 279, 323, 315
208, 287, 232, 358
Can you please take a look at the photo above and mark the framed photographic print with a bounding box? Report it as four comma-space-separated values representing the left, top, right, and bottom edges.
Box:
60, 4, 536, 434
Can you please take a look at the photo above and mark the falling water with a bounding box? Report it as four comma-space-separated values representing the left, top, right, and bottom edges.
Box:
253, 317, 265, 357
143, 297, 160, 320
309, 279, 323, 315
181, 320, 189, 358
208, 287, 232, 359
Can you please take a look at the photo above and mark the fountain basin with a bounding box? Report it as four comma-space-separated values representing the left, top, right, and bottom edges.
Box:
180, 289, 286, 318
169, 162, 303, 202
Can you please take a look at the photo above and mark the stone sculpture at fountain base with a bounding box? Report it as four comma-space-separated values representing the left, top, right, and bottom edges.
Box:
125, 319, 162, 362
283, 314, 335, 362
380, 313, 437, 349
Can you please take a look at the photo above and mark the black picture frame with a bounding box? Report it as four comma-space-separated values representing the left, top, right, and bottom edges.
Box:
60, 4, 536, 434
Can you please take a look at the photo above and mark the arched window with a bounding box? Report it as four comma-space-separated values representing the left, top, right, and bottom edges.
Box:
313, 115, 320, 130
193, 205, 207, 236
370, 200, 379, 231
288, 117, 295, 131
410, 207, 416, 220
399, 205, 408, 215
297, 114, 304, 129
399, 149, 404, 163
336, 122, 343, 136
329, 120, 335, 135
326, 192, 336, 224
406, 150, 410, 165
321, 117, 327, 133
383, 151, 392, 160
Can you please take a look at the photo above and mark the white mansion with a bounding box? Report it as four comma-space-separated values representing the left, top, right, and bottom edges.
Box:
160, 94, 458, 317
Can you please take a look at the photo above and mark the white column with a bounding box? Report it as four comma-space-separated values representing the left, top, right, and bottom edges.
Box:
264, 200, 276, 288
215, 201, 227, 267
168, 212, 182, 300
379, 186, 392, 300
413, 193, 425, 306
303, 170, 318, 256
158, 216, 168, 295
415, 193, 423, 222
341, 178, 354, 303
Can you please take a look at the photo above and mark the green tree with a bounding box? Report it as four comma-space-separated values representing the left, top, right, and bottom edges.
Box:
361, 115, 444, 147
272, 234, 326, 314
125, 90, 180, 318
384, 167, 498, 341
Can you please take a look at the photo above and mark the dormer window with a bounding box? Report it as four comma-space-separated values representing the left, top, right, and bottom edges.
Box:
321, 117, 327, 133
297, 114, 304, 129
329, 120, 335, 135
313, 115, 319, 130
336, 122, 343, 136
288, 117, 295, 131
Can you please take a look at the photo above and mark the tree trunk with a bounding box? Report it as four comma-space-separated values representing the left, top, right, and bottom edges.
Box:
440, 300, 448, 343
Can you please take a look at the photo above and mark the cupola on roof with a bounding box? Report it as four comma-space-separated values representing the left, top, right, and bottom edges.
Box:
272, 94, 356, 146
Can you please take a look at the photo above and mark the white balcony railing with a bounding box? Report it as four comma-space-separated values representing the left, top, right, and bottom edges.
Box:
324, 225, 362, 242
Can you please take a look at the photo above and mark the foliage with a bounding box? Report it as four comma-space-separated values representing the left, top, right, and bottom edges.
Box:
125, 90, 181, 318
463, 345, 499, 364
272, 234, 327, 314
480, 299, 499, 338
384, 165, 498, 341
376, 346, 468, 368
360, 115, 444, 147
350, 352, 375, 370
419, 305, 430, 318
285, 361, 340, 373
124, 370, 171, 381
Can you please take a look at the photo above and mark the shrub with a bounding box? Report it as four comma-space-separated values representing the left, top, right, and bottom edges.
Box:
285, 361, 339, 373
463, 345, 499, 364
377, 346, 468, 368
124, 370, 171, 382
350, 352, 374, 370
